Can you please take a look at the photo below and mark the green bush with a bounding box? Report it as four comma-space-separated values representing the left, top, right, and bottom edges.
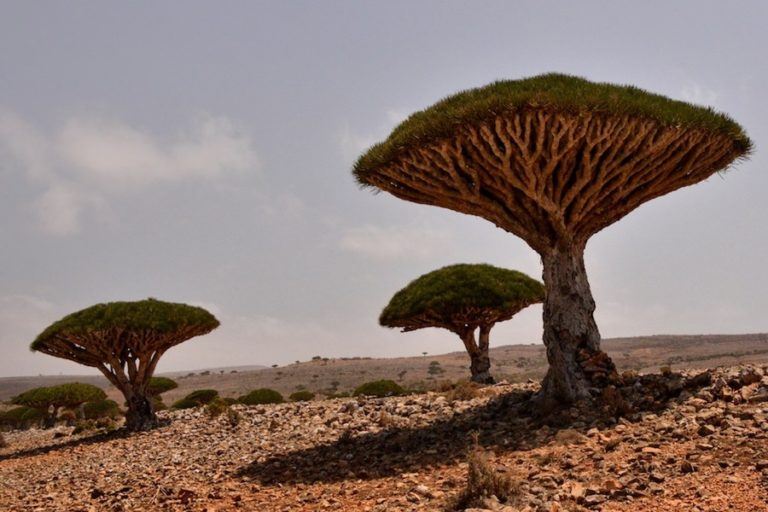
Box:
205, 398, 229, 418
0, 406, 45, 430
172, 389, 219, 409
185, 389, 219, 404
238, 388, 284, 405
96, 417, 118, 432
326, 391, 351, 399
202, 398, 241, 427
83, 399, 121, 420
353, 380, 405, 398
289, 390, 315, 402
72, 419, 96, 435
170, 398, 197, 410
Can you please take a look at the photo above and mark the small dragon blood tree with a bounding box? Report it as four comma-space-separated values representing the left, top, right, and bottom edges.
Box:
380, 264, 544, 383
354, 73, 752, 404
30, 298, 219, 431
12, 382, 106, 428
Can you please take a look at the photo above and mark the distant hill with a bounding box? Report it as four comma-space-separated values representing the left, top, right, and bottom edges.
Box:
1, 333, 766, 403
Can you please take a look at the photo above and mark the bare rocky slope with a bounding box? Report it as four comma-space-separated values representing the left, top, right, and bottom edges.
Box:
2, 363, 768, 511
2, 333, 767, 404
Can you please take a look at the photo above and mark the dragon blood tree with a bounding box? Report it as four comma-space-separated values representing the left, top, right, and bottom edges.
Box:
354, 74, 752, 404
380, 264, 544, 383
12, 382, 106, 428
30, 299, 219, 431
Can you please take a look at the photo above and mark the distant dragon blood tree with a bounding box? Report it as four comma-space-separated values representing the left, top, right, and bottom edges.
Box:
147, 376, 178, 397
12, 382, 106, 428
380, 264, 544, 383
354, 73, 752, 404
30, 299, 219, 431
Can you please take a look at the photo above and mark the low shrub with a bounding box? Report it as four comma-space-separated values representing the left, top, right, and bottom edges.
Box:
0, 432, 6, 448
444, 437, 519, 510
443, 380, 481, 402
0, 406, 44, 430
325, 391, 351, 399
172, 389, 219, 409
170, 398, 197, 410
289, 390, 315, 402
72, 419, 96, 435
353, 380, 405, 398
185, 389, 219, 404
205, 398, 228, 417
225, 407, 241, 427
204, 398, 242, 426
428, 361, 445, 376
83, 399, 121, 420
238, 388, 284, 405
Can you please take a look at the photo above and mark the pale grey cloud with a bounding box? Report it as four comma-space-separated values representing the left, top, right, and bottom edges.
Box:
340, 224, 453, 261
32, 182, 93, 236
338, 108, 409, 163
0, 295, 65, 376
57, 115, 257, 188
0, 111, 258, 235
339, 124, 378, 164
0, 110, 52, 182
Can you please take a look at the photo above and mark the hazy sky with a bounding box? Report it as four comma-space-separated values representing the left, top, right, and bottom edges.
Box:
1, 1, 766, 377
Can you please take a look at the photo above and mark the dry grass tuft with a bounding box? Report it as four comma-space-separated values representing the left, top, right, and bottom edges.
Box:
443, 380, 482, 403
444, 435, 520, 510
205, 398, 241, 427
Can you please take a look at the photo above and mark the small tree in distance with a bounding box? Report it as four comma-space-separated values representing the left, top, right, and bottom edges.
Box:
380, 264, 544, 383
147, 376, 178, 410
12, 383, 106, 428
30, 299, 219, 431
147, 376, 178, 397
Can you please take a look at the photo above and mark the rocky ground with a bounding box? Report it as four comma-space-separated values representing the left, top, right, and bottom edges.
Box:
2, 365, 768, 511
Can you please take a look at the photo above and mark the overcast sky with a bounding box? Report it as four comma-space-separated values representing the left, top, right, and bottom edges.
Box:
1, 1, 766, 377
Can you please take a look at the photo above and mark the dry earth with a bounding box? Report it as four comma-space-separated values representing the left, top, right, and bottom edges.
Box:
3, 364, 768, 511
2, 333, 768, 404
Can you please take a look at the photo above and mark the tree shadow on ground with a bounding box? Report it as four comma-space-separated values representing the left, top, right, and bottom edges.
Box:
0, 417, 173, 463
236, 371, 712, 486
0, 428, 130, 463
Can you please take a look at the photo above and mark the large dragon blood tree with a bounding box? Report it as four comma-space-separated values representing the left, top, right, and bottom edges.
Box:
30, 298, 219, 431
354, 73, 752, 404
380, 264, 544, 383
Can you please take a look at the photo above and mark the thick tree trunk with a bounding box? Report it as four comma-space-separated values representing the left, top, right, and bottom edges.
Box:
459, 328, 494, 384
471, 325, 494, 384
42, 407, 56, 429
124, 390, 157, 432
540, 244, 616, 404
